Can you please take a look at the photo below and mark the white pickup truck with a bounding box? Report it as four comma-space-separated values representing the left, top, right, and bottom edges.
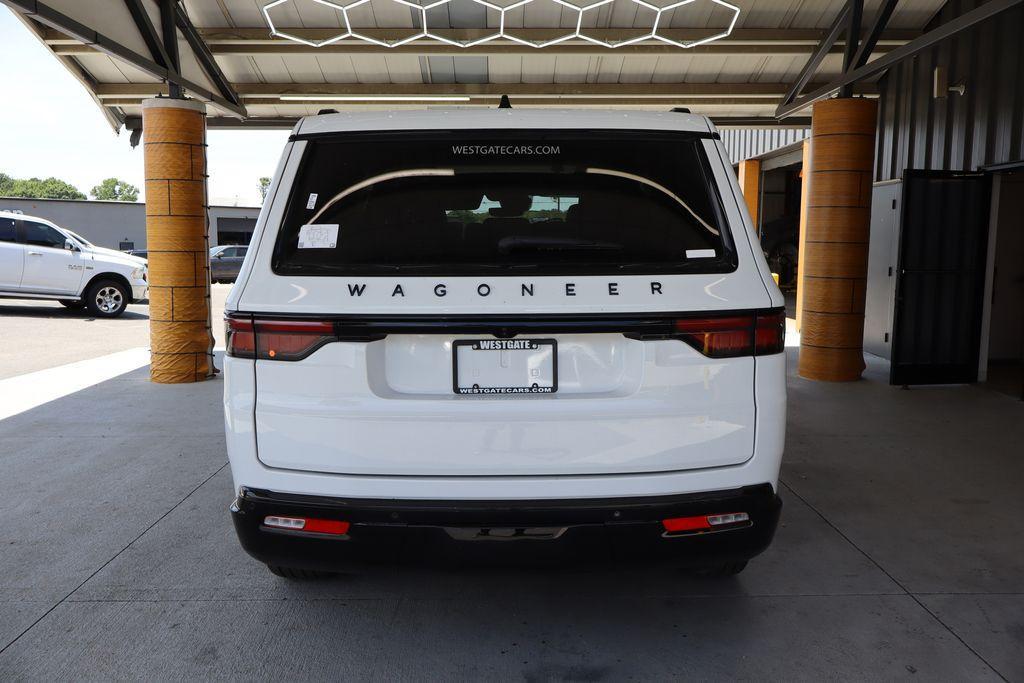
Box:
0, 211, 148, 317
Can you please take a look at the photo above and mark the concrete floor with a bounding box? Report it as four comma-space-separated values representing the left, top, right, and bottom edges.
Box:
0, 343, 1022, 679
0, 286, 230, 380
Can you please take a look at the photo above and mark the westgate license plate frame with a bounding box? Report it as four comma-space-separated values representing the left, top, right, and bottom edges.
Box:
452, 338, 558, 395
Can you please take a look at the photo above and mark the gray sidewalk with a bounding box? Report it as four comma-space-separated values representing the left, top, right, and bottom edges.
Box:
0, 350, 1021, 680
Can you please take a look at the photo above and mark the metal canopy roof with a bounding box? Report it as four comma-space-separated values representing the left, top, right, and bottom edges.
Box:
3, 0, 950, 130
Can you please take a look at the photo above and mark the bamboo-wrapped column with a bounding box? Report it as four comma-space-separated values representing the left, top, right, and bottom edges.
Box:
142, 98, 215, 383
798, 97, 877, 382
737, 158, 762, 230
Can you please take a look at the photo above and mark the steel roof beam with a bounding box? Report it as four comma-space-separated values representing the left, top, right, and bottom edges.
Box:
776, 0, 1024, 118
174, 3, 242, 107
122, 0, 172, 69
186, 27, 919, 46
95, 82, 878, 99
850, 0, 901, 70
0, 0, 245, 118
158, 0, 181, 98
838, 0, 863, 97
48, 41, 902, 57
201, 115, 813, 129
777, 3, 851, 113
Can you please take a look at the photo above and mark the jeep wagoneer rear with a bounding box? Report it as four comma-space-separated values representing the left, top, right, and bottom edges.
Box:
224, 110, 786, 578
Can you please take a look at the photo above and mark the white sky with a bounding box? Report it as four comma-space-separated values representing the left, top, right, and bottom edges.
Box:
0, 7, 289, 207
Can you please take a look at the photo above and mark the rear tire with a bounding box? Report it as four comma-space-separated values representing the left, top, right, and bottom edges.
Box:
692, 560, 748, 578
266, 564, 335, 580
58, 299, 84, 309
84, 279, 129, 318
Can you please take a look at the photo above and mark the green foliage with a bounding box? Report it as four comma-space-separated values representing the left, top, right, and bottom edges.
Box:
0, 172, 86, 200
258, 177, 272, 201
90, 177, 139, 202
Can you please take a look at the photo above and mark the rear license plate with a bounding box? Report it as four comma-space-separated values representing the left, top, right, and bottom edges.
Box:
453, 339, 557, 395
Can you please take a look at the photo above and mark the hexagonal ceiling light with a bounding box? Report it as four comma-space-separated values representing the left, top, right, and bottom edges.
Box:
651, 0, 741, 49
262, 0, 353, 47
262, 0, 740, 49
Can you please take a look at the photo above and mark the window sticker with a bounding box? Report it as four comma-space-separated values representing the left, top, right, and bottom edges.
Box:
298, 224, 339, 249
306, 193, 318, 210
686, 249, 717, 259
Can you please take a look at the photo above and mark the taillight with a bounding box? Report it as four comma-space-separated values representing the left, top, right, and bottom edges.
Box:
226, 318, 255, 358
226, 317, 336, 361
673, 311, 785, 358
255, 320, 336, 361
754, 310, 786, 355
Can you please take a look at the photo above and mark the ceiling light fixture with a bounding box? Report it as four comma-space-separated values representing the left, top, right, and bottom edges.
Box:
279, 95, 472, 102
261, 0, 740, 50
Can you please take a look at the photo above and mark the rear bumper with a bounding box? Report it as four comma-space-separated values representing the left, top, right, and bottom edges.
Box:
230, 484, 781, 570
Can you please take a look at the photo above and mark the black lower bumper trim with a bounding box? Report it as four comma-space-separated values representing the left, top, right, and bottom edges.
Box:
231, 484, 782, 570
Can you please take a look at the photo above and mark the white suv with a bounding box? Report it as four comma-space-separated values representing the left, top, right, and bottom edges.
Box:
0, 212, 147, 317
224, 110, 786, 578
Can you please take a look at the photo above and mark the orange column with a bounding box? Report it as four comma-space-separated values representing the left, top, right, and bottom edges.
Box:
737, 159, 762, 231
798, 97, 877, 382
795, 139, 811, 332
142, 98, 215, 383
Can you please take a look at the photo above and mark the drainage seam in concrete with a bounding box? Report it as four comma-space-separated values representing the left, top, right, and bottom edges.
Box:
0, 461, 229, 657
780, 478, 1010, 683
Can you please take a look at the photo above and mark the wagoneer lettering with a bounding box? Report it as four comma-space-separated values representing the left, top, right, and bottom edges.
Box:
339, 280, 675, 300
224, 111, 786, 578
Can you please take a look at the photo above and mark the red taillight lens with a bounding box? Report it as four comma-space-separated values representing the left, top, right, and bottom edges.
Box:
755, 310, 786, 355
255, 320, 335, 361
226, 318, 255, 358
674, 315, 755, 358
226, 317, 336, 361
673, 311, 785, 358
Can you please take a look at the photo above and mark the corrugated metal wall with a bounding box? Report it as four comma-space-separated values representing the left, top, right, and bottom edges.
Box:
875, 0, 1024, 181
720, 128, 810, 164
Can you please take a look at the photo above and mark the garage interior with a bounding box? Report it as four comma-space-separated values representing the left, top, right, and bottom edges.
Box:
0, 0, 1023, 678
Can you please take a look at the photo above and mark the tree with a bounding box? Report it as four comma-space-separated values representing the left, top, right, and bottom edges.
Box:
0, 172, 86, 200
258, 177, 272, 202
90, 177, 139, 202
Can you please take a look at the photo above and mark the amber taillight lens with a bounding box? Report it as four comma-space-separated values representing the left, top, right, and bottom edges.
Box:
226, 318, 336, 361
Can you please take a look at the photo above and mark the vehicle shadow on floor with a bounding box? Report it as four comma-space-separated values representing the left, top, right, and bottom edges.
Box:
0, 303, 149, 320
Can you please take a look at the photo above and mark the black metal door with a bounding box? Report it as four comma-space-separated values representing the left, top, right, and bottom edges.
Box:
890, 170, 991, 385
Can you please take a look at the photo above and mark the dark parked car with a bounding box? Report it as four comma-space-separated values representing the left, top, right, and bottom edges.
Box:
210, 245, 248, 283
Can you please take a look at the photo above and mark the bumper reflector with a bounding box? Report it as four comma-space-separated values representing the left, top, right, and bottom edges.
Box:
662, 512, 750, 534
264, 516, 350, 535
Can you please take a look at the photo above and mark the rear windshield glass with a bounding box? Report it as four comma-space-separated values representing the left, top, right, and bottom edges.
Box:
273, 130, 735, 276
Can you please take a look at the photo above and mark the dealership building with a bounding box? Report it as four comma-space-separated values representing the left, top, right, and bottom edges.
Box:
0, 196, 260, 251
